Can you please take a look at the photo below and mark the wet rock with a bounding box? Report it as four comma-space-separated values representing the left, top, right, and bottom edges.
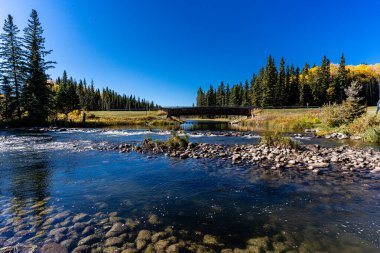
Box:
106, 222, 128, 238
121, 249, 137, 253
72, 245, 91, 253
152, 232, 167, 243
136, 230, 152, 241
73, 222, 87, 233
105, 236, 124, 247
81, 225, 94, 236
166, 244, 180, 253
370, 167, 380, 173
60, 239, 76, 251
233, 248, 248, 253
203, 234, 218, 245
221, 249, 233, 253
125, 219, 139, 229
154, 239, 169, 251
103, 246, 122, 253
135, 239, 147, 250
148, 214, 161, 225
78, 234, 102, 246
246, 236, 269, 250
72, 213, 89, 223
41, 243, 68, 253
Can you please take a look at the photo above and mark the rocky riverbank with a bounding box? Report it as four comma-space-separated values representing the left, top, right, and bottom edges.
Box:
0, 196, 315, 253
114, 139, 380, 183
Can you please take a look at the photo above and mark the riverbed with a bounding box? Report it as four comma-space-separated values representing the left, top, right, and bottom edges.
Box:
0, 122, 379, 252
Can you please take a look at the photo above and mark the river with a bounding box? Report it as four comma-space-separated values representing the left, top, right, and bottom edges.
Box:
0, 121, 379, 252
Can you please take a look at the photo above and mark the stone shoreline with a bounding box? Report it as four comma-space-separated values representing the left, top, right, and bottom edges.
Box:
113, 140, 380, 183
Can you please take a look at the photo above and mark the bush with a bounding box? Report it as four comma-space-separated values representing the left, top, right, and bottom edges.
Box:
363, 126, 380, 144
348, 115, 379, 135
259, 132, 300, 149
322, 103, 353, 127
167, 132, 189, 148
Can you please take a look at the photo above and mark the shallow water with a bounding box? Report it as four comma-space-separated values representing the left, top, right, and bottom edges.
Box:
0, 123, 380, 252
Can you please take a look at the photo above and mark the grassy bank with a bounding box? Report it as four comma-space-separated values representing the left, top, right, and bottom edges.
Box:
61, 110, 177, 127
0, 110, 178, 128
242, 107, 380, 143
241, 108, 323, 132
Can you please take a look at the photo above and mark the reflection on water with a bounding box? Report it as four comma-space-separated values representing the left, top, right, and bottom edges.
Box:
0, 127, 379, 252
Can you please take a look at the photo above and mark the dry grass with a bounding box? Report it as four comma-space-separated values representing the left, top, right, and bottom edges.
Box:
242, 108, 322, 132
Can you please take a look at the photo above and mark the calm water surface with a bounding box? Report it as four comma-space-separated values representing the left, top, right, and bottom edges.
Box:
0, 121, 379, 252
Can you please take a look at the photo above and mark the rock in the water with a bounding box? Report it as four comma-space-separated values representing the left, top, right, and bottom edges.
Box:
72, 213, 89, 223
78, 234, 102, 246
203, 234, 218, 245
106, 222, 128, 238
41, 243, 68, 253
104, 236, 124, 247
135, 239, 147, 250
148, 214, 161, 225
136, 230, 152, 241
72, 245, 91, 253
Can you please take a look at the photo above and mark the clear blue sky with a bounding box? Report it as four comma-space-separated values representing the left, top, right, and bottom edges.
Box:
1, 0, 380, 106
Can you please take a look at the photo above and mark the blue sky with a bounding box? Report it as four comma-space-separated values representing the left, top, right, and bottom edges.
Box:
1, 0, 380, 106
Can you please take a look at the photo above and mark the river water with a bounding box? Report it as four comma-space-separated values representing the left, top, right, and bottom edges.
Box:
0, 121, 379, 252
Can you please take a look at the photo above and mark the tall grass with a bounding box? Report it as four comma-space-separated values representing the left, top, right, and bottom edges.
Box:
259, 132, 300, 149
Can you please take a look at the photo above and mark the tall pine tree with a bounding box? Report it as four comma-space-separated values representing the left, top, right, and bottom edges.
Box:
0, 15, 25, 119
22, 9, 55, 123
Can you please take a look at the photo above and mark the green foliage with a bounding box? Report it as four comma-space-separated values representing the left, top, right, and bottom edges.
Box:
22, 9, 55, 123
259, 132, 300, 149
56, 71, 80, 117
167, 132, 189, 148
363, 127, 380, 144
0, 15, 25, 119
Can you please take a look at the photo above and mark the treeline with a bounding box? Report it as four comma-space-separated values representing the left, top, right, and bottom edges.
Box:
0, 10, 158, 124
55, 71, 159, 117
197, 54, 380, 107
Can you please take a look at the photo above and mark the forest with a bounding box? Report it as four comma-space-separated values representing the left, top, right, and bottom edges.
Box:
0, 10, 158, 124
196, 55, 380, 107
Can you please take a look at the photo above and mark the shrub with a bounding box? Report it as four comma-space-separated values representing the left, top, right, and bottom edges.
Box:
259, 132, 300, 149
348, 115, 379, 135
322, 103, 352, 127
363, 126, 380, 144
167, 132, 189, 148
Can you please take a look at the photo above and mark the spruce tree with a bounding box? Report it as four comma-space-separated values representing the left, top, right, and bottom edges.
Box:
262, 55, 277, 106
315, 56, 330, 105
196, 87, 205, 106
242, 79, 250, 106
275, 57, 285, 106
216, 81, 225, 106
22, 9, 55, 123
344, 80, 366, 121
335, 53, 349, 103
0, 15, 25, 119
0, 76, 15, 119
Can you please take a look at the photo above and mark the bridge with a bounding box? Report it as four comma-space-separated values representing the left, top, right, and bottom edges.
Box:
162, 106, 254, 118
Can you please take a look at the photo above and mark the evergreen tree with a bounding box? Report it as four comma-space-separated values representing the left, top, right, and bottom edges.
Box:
261, 55, 277, 106
56, 71, 79, 118
225, 83, 230, 106
334, 53, 350, 103
314, 56, 330, 105
0, 15, 25, 119
251, 68, 264, 106
299, 63, 312, 106
206, 85, 216, 106
344, 80, 366, 121
196, 87, 205, 106
22, 9, 55, 123
0, 76, 15, 119
275, 57, 285, 106
242, 79, 250, 106
216, 81, 225, 106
